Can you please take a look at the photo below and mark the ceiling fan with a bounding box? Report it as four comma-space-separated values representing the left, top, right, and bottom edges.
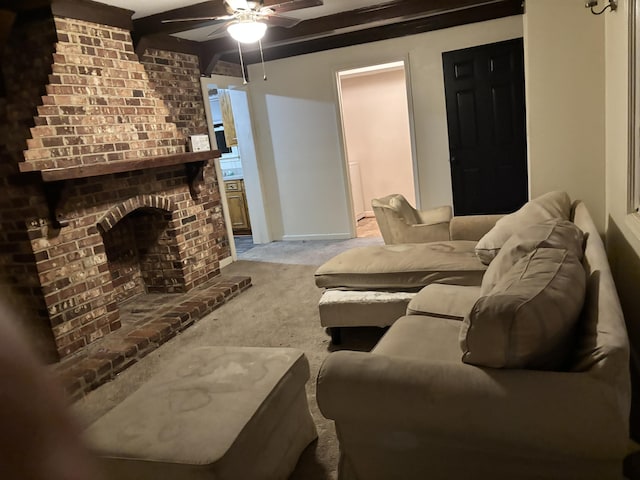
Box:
162, 0, 305, 43
162, 0, 320, 83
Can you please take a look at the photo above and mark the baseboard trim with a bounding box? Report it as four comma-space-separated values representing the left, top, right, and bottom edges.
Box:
219, 256, 234, 268
281, 233, 351, 241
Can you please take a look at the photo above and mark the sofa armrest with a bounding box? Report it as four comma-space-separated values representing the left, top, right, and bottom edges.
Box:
317, 351, 628, 459
393, 221, 451, 244
382, 206, 452, 244
416, 205, 452, 225
449, 214, 503, 241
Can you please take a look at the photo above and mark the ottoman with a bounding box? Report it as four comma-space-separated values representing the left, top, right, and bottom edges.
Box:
85, 346, 318, 480
314, 241, 486, 343
319, 290, 416, 343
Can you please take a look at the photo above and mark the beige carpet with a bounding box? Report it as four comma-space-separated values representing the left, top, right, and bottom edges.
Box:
238, 237, 383, 265
73, 259, 386, 479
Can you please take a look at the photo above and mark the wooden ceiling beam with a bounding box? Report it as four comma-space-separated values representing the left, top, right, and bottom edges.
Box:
0, 9, 15, 44
249, 0, 524, 64
261, 0, 503, 44
0, 0, 51, 11
132, 0, 323, 38
0, 0, 133, 31
50, 0, 133, 31
200, 0, 523, 74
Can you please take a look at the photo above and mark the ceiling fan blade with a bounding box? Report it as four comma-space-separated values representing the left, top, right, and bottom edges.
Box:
264, 14, 301, 28
161, 16, 230, 23
207, 21, 233, 38
264, 0, 322, 14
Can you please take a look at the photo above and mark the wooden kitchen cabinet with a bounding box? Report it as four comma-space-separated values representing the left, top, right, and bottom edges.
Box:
225, 179, 251, 233
218, 90, 237, 147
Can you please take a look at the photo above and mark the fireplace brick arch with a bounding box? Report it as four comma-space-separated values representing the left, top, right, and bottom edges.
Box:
97, 195, 176, 234
99, 198, 187, 306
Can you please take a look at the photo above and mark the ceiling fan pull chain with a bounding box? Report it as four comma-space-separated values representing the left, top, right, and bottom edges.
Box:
259, 39, 267, 81
237, 41, 248, 84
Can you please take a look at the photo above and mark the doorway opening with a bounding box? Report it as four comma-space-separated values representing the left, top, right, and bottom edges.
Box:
201, 76, 270, 263
336, 60, 417, 239
208, 88, 254, 255
442, 38, 528, 215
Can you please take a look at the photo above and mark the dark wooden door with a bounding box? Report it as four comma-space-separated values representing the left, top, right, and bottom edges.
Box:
442, 38, 528, 215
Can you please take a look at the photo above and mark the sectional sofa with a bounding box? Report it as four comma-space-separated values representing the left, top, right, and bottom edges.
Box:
315, 207, 502, 344
315, 192, 631, 479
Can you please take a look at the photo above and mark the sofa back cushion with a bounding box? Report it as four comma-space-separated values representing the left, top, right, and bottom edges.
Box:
475, 191, 572, 265
480, 219, 585, 295
460, 247, 586, 369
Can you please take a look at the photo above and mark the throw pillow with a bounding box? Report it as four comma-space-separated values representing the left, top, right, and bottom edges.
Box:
460, 247, 586, 369
480, 219, 585, 295
475, 191, 572, 265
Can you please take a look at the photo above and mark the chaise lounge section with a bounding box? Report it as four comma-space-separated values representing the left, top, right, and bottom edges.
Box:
315, 194, 530, 342
315, 237, 490, 343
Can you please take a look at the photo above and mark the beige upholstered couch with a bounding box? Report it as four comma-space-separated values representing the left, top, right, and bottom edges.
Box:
315, 207, 501, 343
316, 194, 631, 479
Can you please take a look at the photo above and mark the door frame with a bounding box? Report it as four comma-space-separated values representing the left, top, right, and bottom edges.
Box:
442, 38, 528, 215
200, 75, 271, 263
333, 57, 420, 237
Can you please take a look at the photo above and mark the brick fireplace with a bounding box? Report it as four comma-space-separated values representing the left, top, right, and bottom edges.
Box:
0, 5, 248, 397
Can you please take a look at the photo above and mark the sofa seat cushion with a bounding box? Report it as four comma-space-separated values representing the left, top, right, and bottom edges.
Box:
315, 241, 485, 291
373, 315, 463, 362
481, 219, 585, 295
460, 248, 586, 370
407, 284, 480, 320
475, 191, 572, 265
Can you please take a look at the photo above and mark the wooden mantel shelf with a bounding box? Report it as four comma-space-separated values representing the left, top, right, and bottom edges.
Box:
21, 150, 221, 229
19, 150, 221, 182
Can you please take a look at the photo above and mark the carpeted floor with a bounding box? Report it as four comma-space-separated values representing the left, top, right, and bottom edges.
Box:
238, 237, 383, 265
73, 239, 387, 479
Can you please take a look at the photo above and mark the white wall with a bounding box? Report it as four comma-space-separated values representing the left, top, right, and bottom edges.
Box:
523, 0, 606, 231
340, 68, 415, 215
604, 0, 640, 430
247, 16, 523, 240
605, 0, 633, 238
203, 76, 272, 245
605, 0, 640, 254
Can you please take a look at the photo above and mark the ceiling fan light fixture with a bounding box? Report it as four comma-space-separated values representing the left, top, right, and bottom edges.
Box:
227, 20, 267, 43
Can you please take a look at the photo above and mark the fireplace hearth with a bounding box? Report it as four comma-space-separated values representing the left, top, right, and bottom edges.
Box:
55, 273, 251, 400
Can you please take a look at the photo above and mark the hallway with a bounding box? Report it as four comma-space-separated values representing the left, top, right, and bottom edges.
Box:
356, 217, 381, 238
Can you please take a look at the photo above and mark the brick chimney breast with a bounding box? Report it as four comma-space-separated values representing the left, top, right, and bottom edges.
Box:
23, 17, 186, 171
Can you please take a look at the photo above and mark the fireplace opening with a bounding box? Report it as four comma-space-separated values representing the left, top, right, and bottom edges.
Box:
101, 207, 187, 307
54, 198, 251, 400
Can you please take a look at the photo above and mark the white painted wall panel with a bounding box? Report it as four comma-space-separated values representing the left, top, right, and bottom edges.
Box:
247, 16, 523, 239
